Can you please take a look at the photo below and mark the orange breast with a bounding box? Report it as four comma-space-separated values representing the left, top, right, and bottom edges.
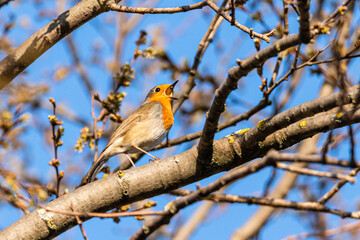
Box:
150, 96, 174, 131
161, 104, 174, 131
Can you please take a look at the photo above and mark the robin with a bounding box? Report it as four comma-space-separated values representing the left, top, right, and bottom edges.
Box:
82, 80, 178, 184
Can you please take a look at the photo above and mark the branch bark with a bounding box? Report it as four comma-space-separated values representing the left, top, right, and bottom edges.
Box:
0, 0, 115, 89
197, 33, 303, 162
0, 0, 271, 90
0, 0, 12, 8
1, 84, 360, 239
298, 0, 311, 43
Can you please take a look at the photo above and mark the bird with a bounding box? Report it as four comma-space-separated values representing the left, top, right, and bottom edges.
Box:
81, 80, 178, 185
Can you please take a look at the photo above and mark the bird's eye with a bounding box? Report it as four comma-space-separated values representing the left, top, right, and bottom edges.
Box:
155, 87, 161, 92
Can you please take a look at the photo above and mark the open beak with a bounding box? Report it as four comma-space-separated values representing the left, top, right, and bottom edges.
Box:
167, 80, 178, 100
171, 80, 178, 88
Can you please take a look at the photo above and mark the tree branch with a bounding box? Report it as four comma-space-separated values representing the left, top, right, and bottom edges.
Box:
108, 1, 208, 14
2, 84, 360, 239
0, 0, 270, 89
171, 190, 360, 219
275, 162, 356, 183
172, 0, 227, 113
206, 0, 271, 42
0, 0, 12, 8
298, 0, 311, 43
0, 0, 112, 89
197, 33, 327, 162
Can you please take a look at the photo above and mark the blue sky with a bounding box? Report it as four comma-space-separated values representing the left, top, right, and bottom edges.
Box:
1, 0, 360, 239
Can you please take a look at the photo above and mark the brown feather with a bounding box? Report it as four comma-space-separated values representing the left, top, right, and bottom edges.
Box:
83, 101, 164, 184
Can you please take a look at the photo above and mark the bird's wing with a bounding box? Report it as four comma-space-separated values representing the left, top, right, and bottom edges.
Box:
80, 101, 162, 185
102, 101, 161, 151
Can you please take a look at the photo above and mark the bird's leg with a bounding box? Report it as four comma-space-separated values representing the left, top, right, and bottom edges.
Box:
133, 145, 160, 161
125, 154, 137, 168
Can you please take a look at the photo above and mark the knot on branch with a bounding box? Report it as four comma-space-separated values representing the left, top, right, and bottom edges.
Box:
103, 0, 119, 11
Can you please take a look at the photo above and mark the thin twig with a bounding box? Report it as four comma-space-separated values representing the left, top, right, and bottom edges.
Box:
268, 0, 290, 88
173, 0, 227, 113
48, 98, 64, 198
322, 0, 353, 25
66, 35, 93, 93
283, 0, 289, 36
268, 152, 360, 168
230, 0, 235, 25
108, 1, 208, 14
348, 125, 356, 165
276, 66, 304, 112
296, 53, 359, 68
276, 162, 356, 183
131, 148, 360, 239
130, 156, 272, 239
297, 0, 310, 43
262, 168, 277, 197
321, 131, 333, 163
317, 167, 360, 205
285, 220, 360, 240
267, 43, 333, 95
42, 206, 167, 218
206, 0, 271, 42
70, 204, 88, 240
109, 1, 271, 42
91, 93, 99, 162
156, 98, 269, 150
171, 190, 360, 219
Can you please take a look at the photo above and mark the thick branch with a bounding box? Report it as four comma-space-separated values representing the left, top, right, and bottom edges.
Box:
242, 84, 360, 151
197, 33, 304, 162
156, 98, 269, 150
2, 85, 360, 239
0, 0, 269, 89
132, 113, 360, 238
0, 0, 12, 8
0, 0, 110, 89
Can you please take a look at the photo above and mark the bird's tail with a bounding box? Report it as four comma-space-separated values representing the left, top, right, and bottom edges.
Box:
80, 152, 108, 186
